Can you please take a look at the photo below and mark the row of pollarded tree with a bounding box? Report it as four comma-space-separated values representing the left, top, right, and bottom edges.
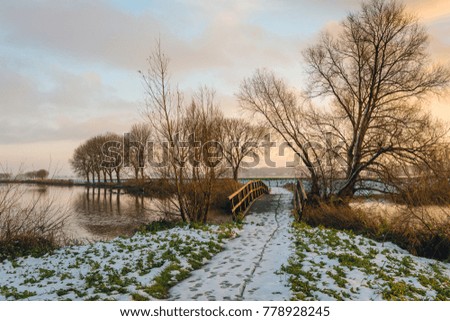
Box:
70, 105, 266, 186
70, 126, 154, 184
70, 133, 122, 184
70, 84, 266, 223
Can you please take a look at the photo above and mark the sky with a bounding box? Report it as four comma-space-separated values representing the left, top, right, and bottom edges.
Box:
0, 0, 449, 176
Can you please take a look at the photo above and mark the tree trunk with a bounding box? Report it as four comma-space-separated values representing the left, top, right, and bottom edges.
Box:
337, 163, 362, 198
337, 180, 356, 198
116, 170, 121, 184
232, 167, 239, 181
308, 173, 321, 203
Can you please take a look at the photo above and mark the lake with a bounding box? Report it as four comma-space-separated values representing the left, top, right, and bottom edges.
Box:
3, 179, 414, 244
3, 185, 169, 243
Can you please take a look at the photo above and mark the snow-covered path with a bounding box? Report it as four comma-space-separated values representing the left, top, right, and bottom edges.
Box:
170, 187, 294, 300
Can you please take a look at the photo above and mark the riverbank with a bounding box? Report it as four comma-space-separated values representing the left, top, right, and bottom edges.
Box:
284, 222, 450, 300
1, 188, 449, 301
0, 223, 238, 300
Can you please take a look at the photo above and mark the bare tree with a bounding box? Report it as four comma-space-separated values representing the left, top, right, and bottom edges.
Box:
140, 40, 187, 221
80, 135, 103, 183
180, 89, 226, 222
303, 0, 450, 197
99, 132, 122, 183
70, 143, 92, 183
221, 118, 265, 180
141, 41, 225, 223
238, 69, 326, 199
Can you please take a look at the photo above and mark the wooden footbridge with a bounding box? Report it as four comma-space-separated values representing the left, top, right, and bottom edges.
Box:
227, 179, 307, 221
227, 180, 269, 220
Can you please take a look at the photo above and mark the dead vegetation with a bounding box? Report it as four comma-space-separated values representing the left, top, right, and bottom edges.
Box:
209, 179, 242, 214
142, 178, 240, 224
390, 175, 450, 206
302, 188, 450, 261
0, 183, 68, 261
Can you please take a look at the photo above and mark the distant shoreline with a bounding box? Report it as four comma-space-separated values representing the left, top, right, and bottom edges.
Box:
0, 179, 132, 190
0, 177, 300, 186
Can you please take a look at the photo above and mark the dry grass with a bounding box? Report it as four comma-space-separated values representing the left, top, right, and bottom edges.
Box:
301, 174, 450, 261
303, 203, 387, 237
141, 178, 241, 224
122, 178, 177, 198
302, 200, 450, 261
0, 184, 68, 261
392, 176, 450, 206
209, 179, 242, 214
390, 175, 450, 259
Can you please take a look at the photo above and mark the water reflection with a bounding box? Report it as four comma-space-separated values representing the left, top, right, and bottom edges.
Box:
7, 185, 166, 243
72, 187, 165, 241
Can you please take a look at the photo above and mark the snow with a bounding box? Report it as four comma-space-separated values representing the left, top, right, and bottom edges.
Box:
1, 187, 449, 301
285, 224, 450, 300
170, 187, 294, 300
0, 226, 229, 301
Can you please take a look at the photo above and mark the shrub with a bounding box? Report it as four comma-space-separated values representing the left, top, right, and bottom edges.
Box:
209, 179, 242, 213
0, 184, 67, 261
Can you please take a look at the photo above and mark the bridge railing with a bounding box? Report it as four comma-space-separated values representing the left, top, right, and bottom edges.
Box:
228, 180, 269, 219
293, 179, 308, 221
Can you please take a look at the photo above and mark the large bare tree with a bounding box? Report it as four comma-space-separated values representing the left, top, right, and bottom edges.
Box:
239, 0, 449, 200
304, 0, 449, 197
238, 69, 326, 198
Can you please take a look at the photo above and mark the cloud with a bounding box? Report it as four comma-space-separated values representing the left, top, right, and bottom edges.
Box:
407, 0, 450, 22
0, 109, 136, 145
0, 0, 448, 175
0, 139, 82, 175
0, 0, 304, 78
0, 0, 162, 70
0, 62, 139, 144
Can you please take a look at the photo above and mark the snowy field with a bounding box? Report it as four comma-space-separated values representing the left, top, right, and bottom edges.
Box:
0, 187, 449, 301
0, 225, 236, 300
284, 223, 450, 300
